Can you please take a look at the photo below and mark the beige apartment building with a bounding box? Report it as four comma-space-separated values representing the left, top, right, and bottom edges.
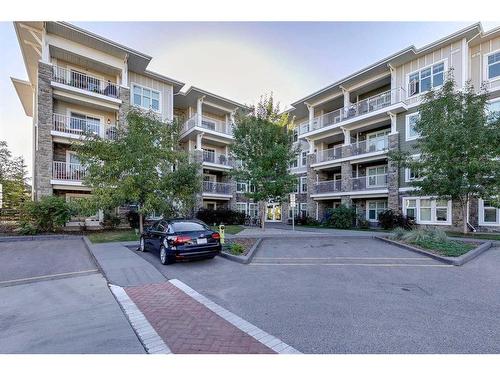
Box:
11, 22, 500, 231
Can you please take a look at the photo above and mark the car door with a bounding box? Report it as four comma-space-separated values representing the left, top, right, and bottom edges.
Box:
150, 220, 167, 252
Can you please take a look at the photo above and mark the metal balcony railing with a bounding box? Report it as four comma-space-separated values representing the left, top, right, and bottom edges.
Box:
202, 150, 233, 167
52, 114, 118, 139
202, 181, 232, 195
315, 135, 389, 163
52, 66, 119, 98
299, 87, 405, 135
314, 179, 341, 194
182, 114, 233, 135
53, 161, 87, 181
351, 174, 388, 190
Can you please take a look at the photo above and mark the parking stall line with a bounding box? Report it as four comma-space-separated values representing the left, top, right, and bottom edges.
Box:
249, 263, 453, 268
0, 269, 99, 286
253, 257, 434, 261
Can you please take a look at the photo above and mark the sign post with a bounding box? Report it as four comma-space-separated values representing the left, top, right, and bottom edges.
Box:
219, 224, 225, 244
290, 193, 296, 231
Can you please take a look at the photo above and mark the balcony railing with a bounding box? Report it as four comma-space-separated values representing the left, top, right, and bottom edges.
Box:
53, 114, 118, 139
182, 114, 233, 136
53, 161, 87, 181
314, 179, 341, 194
202, 150, 234, 167
52, 66, 119, 99
316, 135, 390, 163
202, 181, 232, 195
299, 87, 405, 135
351, 174, 388, 190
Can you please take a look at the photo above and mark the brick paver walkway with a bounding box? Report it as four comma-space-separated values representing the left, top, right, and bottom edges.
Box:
125, 282, 275, 354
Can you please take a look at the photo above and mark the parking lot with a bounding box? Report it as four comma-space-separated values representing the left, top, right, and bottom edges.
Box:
135, 237, 500, 353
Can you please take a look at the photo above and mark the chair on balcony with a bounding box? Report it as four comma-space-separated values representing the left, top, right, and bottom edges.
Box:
218, 154, 227, 165
104, 81, 118, 97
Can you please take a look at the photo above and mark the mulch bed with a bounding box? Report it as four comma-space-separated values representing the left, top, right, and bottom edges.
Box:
223, 238, 257, 256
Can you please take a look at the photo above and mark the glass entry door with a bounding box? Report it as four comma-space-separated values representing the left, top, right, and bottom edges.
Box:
266, 203, 282, 222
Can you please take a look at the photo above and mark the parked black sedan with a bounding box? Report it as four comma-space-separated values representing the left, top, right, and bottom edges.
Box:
138, 219, 221, 265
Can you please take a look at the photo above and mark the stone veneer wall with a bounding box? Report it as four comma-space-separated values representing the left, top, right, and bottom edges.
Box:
306, 153, 317, 218
118, 86, 130, 127
35, 61, 54, 200
387, 133, 400, 212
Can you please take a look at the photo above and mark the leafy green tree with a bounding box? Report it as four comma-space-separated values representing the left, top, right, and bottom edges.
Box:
391, 75, 500, 234
230, 94, 299, 228
0, 141, 30, 211
73, 109, 201, 233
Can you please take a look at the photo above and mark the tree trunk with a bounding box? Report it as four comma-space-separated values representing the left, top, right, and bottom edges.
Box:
462, 197, 468, 235
259, 200, 266, 230
139, 212, 144, 234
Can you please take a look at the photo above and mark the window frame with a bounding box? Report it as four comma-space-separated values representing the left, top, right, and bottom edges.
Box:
406, 59, 447, 97
301, 151, 308, 167
132, 83, 161, 113
485, 49, 500, 82
478, 198, 500, 226
366, 200, 388, 222
236, 181, 248, 193
235, 202, 248, 216
405, 112, 420, 141
402, 196, 452, 225
300, 176, 308, 193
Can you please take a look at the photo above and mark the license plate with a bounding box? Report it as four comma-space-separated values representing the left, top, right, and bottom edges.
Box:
197, 238, 207, 245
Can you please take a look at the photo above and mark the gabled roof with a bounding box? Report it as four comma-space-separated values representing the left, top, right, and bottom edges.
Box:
174, 86, 251, 112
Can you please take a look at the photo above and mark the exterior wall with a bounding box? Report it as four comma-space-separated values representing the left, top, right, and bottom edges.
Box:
470, 35, 500, 91
54, 100, 118, 126
129, 71, 174, 120
51, 58, 117, 84
35, 61, 54, 200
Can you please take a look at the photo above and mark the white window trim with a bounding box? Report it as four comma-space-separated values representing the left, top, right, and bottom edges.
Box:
405, 59, 448, 98
405, 112, 420, 141
301, 151, 308, 167
484, 49, 500, 83
366, 200, 388, 222
300, 203, 307, 215
132, 83, 162, 113
366, 165, 388, 187
236, 181, 248, 193
236, 202, 248, 216
478, 198, 500, 226
300, 176, 308, 193
402, 196, 452, 225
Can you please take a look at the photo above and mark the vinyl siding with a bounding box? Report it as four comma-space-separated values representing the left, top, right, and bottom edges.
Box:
129, 71, 174, 120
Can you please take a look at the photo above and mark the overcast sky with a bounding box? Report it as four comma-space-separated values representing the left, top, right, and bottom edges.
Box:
1, 21, 499, 178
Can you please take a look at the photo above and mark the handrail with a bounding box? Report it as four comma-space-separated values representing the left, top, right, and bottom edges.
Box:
52, 65, 119, 98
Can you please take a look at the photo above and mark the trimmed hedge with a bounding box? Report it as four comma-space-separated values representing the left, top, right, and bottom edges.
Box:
196, 209, 246, 225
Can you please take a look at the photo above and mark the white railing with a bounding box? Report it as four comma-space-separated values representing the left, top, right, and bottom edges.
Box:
52, 114, 118, 139
202, 150, 233, 167
315, 135, 389, 163
52, 66, 119, 98
351, 174, 388, 191
299, 87, 405, 135
182, 114, 233, 135
314, 180, 341, 194
316, 147, 343, 163
53, 161, 87, 181
202, 181, 232, 195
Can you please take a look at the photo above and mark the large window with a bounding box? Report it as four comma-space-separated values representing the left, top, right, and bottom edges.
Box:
488, 100, 500, 123
248, 203, 259, 218
367, 165, 388, 187
235, 202, 247, 216
300, 203, 308, 218
487, 51, 500, 80
367, 200, 388, 222
403, 197, 451, 224
133, 84, 160, 112
479, 199, 500, 226
405, 112, 420, 141
408, 62, 445, 96
300, 177, 308, 193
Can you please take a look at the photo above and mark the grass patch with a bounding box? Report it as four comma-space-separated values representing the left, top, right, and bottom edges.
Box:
87, 229, 139, 243
210, 225, 245, 235
446, 231, 500, 241
410, 239, 476, 257
222, 238, 256, 256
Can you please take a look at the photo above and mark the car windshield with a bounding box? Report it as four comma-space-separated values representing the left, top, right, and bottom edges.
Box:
171, 221, 207, 232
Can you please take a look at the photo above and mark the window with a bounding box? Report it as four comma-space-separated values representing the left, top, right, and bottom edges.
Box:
367, 201, 388, 222
405, 167, 420, 182
488, 100, 500, 123
406, 112, 420, 141
487, 51, 500, 80
248, 203, 259, 218
290, 157, 298, 169
402, 197, 451, 224
236, 203, 247, 216
366, 129, 390, 151
367, 166, 388, 187
479, 199, 500, 226
293, 128, 298, 142
171, 221, 208, 232
301, 151, 308, 167
300, 177, 308, 193
292, 178, 299, 193
132, 84, 160, 112
236, 182, 248, 193
300, 203, 308, 218
69, 112, 101, 134
408, 61, 445, 96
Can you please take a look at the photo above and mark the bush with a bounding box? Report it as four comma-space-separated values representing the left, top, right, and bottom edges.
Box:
326, 205, 356, 229
356, 215, 370, 229
102, 211, 122, 229
126, 211, 140, 229
294, 214, 319, 226
392, 227, 407, 240
20, 196, 75, 233
196, 209, 246, 225
378, 209, 414, 230
228, 242, 245, 255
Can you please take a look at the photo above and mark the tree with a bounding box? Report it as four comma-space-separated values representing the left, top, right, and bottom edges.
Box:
73, 109, 201, 233
391, 75, 500, 234
230, 94, 299, 229
0, 141, 30, 211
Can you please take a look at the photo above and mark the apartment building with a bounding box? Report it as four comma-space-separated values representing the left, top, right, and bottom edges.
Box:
289, 23, 500, 232
10, 22, 500, 231
11, 21, 249, 227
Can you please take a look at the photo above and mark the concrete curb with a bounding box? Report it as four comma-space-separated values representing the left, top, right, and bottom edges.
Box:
376, 236, 493, 266
0, 234, 82, 242
220, 238, 263, 264
170, 279, 301, 354
82, 236, 106, 278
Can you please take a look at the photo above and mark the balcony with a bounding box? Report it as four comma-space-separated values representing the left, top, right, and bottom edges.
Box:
312, 174, 388, 196
52, 66, 120, 99
315, 135, 389, 164
202, 150, 234, 168
202, 181, 232, 195
314, 180, 341, 194
299, 88, 405, 136
52, 114, 118, 140
52, 161, 87, 182
182, 114, 233, 136
351, 174, 388, 191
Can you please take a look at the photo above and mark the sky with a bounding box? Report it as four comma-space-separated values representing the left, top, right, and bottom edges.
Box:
1, 21, 500, 179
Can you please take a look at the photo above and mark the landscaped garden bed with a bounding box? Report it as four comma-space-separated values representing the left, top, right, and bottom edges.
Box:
223, 238, 257, 256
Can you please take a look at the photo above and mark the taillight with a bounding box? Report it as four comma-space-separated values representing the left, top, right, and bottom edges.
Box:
172, 235, 192, 245
212, 233, 220, 240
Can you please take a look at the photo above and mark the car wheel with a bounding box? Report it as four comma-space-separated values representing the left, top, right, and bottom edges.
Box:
139, 236, 147, 252
160, 245, 174, 265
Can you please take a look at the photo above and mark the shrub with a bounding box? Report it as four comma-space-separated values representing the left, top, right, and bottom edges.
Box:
400, 227, 448, 243
228, 242, 245, 255
102, 211, 121, 229
378, 209, 414, 230
196, 209, 246, 225
356, 215, 370, 229
392, 227, 407, 240
326, 205, 356, 229
126, 211, 140, 229
294, 214, 319, 226
20, 196, 75, 233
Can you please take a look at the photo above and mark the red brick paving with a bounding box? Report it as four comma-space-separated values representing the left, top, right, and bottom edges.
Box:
125, 282, 275, 354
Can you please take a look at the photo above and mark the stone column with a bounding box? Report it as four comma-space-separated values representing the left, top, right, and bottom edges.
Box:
340, 144, 353, 208
193, 149, 204, 216
35, 61, 54, 200
118, 86, 130, 128
306, 153, 317, 219
387, 132, 400, 212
